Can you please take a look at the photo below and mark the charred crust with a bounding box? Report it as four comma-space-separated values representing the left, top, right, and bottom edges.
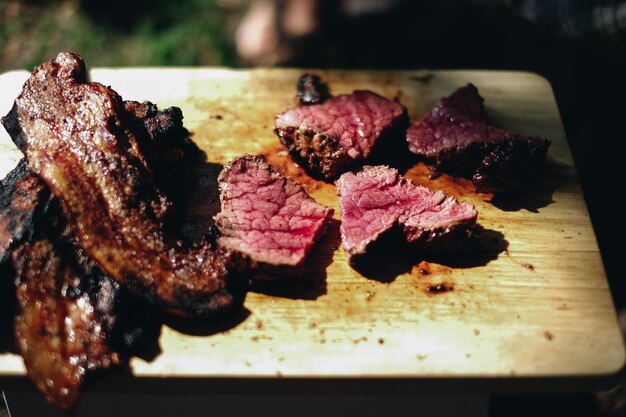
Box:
274, 125, 352, 179
472, 137, 550, 193
3, 52, 240, 319
425, 137, 550, 194
297, 73, 330, 105
404, 223, 477, 251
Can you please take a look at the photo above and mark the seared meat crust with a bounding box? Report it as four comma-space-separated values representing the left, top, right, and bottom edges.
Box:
12, 197, 121, 411
2, 52, 244, 317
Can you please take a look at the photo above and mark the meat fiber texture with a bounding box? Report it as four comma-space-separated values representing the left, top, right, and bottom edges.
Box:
274, 89, 409, 180
215, 155, 334, 279
336, 166, 478, 260
406, 84, 550, 194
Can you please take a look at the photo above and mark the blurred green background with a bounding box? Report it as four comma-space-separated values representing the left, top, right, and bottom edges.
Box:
0, 0, 245, 73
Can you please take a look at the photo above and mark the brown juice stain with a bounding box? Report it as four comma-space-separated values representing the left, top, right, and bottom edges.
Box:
259, 144, 336, 206
504, 250, 537, 272
413, 261, 434, 277
425, 282, 454, 294
404, 163, 479, 200
410, 262, 466, 297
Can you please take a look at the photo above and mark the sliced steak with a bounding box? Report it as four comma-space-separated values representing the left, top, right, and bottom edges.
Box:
275, 84, 409, 179
406, 84, 550, 193
2, 52, 245, 317
215, 154, 333, 278
336, 165, 477, 260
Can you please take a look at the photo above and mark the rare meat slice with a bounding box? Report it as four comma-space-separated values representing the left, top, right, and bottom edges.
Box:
12, 199, 121, 411
2, 52, 245, 317
336, 166, 477, 260
215, 155, 333, 278
406, 84, 550, 194
274, 81, 409, 179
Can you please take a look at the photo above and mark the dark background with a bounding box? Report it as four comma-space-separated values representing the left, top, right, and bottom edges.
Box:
1, 0, 624, 415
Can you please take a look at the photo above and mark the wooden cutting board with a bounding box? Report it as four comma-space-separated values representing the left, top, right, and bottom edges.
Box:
0, 67, 623, 392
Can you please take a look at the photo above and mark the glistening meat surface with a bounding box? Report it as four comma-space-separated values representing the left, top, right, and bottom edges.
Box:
275, 88, 408, 179
336, 166, 477, 260
215, 155, 333, 278
12, 199, 121, 411
2, 52, 245, 317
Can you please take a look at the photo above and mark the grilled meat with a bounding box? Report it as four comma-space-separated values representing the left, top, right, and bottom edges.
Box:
12, 197, 121, 411
406, 84, 550, 193
336, 165, 478, 260
2, 52, 245, 317
0, 54, 214, 409
215, 155, 333, 279
275, 79, 409, 179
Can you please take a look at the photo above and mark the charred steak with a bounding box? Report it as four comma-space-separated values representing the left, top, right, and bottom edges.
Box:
0, 92, 200, 409
2, 52, 245, 317
0, 159, 49, 265
336, 166, 477, 260
1, 100, 192, 266
215, 154, 333, 278
406, 84, 550, 193
11, 197, 122, 411
275, 78, 409, 179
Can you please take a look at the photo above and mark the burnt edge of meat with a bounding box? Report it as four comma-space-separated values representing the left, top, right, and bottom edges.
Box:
404, 221, 478, 252
275, 125, 354, 179
124, 100, 201, 212
472, 137, 550, 193
0, 160, 50, 264
297, 73, 330, 105
349, 214, 478, 264
349, 222, 479, 273
425, 138, 550, 194
11, 194, 123, 410
221, 249, 309, 282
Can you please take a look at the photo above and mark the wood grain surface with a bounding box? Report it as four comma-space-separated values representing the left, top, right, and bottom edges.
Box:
0, 67, 623, 392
